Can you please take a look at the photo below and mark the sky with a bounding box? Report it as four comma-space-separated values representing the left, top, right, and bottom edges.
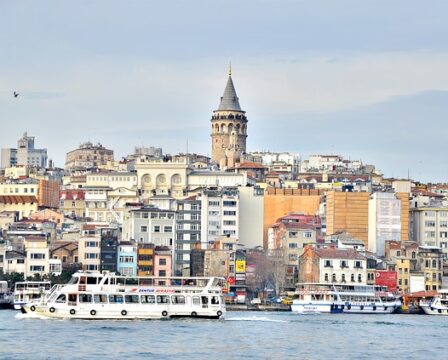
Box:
1, 0, 447, 182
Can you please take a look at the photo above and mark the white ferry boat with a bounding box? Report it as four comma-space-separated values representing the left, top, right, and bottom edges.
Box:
20, 271, 226, 320
291, 283, 401, 314
420, 290, 448, 315
13, 281, 52, 310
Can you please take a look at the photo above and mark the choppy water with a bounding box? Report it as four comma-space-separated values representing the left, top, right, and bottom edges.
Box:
1, 310, 448, 359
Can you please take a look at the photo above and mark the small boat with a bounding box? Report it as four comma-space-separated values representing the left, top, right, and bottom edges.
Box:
20, 271, 226, 320
13, 281, 52, 310
291, 283, 401, 314
420, 290, 448, 315
0, 281, 13, 309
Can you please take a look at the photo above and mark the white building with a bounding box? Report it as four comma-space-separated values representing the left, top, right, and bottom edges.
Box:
200, 189, 239, 248
24, 237, 49, 278
410, 207, 448, 254
238, 186, 264, 248
368, 192, 402, 256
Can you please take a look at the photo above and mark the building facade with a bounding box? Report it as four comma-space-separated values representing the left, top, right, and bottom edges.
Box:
65, 142, 114, 171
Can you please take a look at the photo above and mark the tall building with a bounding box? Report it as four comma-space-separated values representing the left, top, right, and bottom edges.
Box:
1, 132, 47, 169
210, 67, 248, 169
368, 192, 402, 256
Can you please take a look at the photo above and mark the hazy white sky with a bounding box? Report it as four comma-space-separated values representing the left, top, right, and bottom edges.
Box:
1, 0, 447, 182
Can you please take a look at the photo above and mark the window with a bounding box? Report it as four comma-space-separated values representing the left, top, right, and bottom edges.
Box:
192, 214, 200, 221
30, 253, 45, 259
288, 243, 298, 249
159, 258, 167, 266
224, 220, 236, 226
85, 253, 98, 259
209, 211, 219, 216
141, 295, 155, 304
289, 231, 298, 238
358, 274, 362, 283
157, 295, 170, 304
324, 260, 332, 268
154, 226, 160, 233
151, 213, 158, 219
425, 211, 435, 217
119, 256, 134, 263
223, 201, 237, 207
140, 226, 148, 232
30, 265, 44, 272
86, 241, 99, 247
340, 261, 348, 268
139, 255, 152, 261
164, 226, 173, 233
171, 295, 186, 304
109, 295, 124, 304
355, 261, 362, 269
341, 274, 346, 283
159, 213, 167, 219
208, 201, 220, 206
192, 296, 200, 305
441, 232, 448, 238
159, 270, 166, 277
351, 274, 355, 282
303, 231, 313, 238
125, 295, 140, 304
79, 294, 92, 303
440, 212, 448, 217
87, 265, 98, 271
142, 212, 149, 219
324, 273, 329, 282
56, 294, 66, 303
332, 274, 336, 282
223, 211, 236, 216
425, 231, 436, 238
425, 220, 436, 227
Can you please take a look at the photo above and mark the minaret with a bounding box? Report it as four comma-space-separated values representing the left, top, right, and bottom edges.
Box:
210, 65, 248, 169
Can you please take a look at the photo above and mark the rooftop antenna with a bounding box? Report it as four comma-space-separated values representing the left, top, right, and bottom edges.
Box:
228, 61, 232, 76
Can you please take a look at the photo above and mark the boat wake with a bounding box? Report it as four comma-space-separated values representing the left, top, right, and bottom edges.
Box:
226, 316, 288, 323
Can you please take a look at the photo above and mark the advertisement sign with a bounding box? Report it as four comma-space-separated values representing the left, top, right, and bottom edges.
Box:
375, 270, 397, 292
235, 259, 246, 273
235, 273, 246, 281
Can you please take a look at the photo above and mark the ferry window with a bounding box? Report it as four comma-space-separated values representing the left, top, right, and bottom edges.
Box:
94, 294, 108, 303
79, 294, 92, 303
141, 295, 155, 304
68, 294, 77, 305
172, 295, 185, 304
125, 295, 140, 304
201, 296, 208, 305
109, 295, 124, 304
157, 295, 170, 304
192, 296, 200, 305
79, 277, 87, 285
87, 277, 97, 285
56, 294, 66, 303
211, 296, 219, 305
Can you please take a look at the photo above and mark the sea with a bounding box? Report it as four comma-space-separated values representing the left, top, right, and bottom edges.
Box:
1, 310, 448, 359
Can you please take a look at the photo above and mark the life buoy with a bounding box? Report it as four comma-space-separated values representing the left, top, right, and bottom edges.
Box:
217, 310, 223, 317
30, 305, 36, 312
70, 309, 76, 315
121, 310, 127, 316
90, 310, 96, 316
162, 310, 168, 317
191, 311, 197, 317
49, 307, 56, 313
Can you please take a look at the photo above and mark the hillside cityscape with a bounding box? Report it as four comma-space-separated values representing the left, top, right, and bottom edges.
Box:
1, 68, 447, 305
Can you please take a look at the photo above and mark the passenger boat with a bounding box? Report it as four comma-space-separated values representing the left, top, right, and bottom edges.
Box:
13, 281, 52, 310
291, 283, 401, 314
20, 271, 226, 320
420, 290, 448, 315
0, 281, 13, 309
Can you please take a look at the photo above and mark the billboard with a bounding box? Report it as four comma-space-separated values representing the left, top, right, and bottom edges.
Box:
375, 270, 397, 292
235, 260, 246, 273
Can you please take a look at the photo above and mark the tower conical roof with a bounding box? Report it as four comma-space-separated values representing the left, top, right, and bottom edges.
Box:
217, 74, 242, 111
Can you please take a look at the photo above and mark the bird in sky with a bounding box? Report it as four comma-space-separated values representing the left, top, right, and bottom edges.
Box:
13, 91, 19, 98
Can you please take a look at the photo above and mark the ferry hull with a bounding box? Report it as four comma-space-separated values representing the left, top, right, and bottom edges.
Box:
420, 304, 448, 315
21, 303, 225, 320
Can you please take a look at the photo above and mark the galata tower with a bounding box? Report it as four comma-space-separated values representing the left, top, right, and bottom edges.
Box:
210, 66, 248, 169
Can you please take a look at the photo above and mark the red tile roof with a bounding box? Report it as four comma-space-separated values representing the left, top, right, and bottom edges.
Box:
237, 161, 266, 169
60, 190, 85, 200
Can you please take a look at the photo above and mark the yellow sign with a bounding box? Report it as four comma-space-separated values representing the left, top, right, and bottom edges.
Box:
235, 260, 246, 273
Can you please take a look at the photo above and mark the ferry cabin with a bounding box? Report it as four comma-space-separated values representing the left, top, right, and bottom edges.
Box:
420, 290, 448, 315
14, 281, 51, 310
